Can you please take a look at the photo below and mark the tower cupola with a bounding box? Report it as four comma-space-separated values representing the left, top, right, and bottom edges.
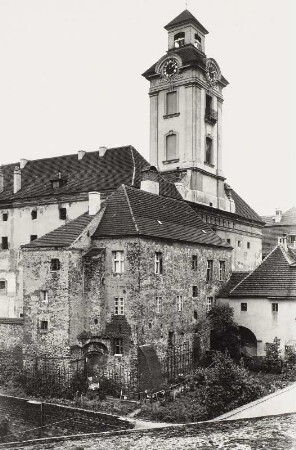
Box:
165, 9, 208, 52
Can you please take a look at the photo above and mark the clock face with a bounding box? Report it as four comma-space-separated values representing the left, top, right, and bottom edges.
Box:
205, 59, 221, 87
162, 59, 179, 78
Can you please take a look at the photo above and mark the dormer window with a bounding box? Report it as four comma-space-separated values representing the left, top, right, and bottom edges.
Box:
194, 33, 201, 49
174, 32, 185, 48
51, 172, 67, 189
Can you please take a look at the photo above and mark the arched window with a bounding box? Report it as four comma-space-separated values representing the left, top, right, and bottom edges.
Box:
205, 136, 213, 165
174, 32, 185, 48
194, 33, 201, 49
166, 133, 177, 161
0, 279, 7, 295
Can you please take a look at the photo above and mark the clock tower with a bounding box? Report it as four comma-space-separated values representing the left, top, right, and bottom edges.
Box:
143, 10, 234, 211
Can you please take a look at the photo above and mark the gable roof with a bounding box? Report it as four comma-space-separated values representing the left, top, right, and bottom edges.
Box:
219, 246, 296, 298
218, 272, 249, 298
164, 10, 208, 34
261, 207, 296, 227
0, 146, 148, 203
92, 185, 230, 248
22, 213, 93, 248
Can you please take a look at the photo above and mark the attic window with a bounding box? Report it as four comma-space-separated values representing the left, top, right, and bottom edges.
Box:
51, 172, 66, 189
52, 180, 62, 189
174, 32, 185, 48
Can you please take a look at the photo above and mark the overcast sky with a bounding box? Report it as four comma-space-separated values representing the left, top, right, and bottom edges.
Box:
0, 0, 295, 215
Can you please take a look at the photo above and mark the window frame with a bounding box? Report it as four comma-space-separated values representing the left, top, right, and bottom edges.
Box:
192, 286, 198, 298
59, 207, 67, 220
113, 338, 123, 356
40, 320, 48, 332
114, 297, 124, 315
219, 261, 226, 281
112, 251, 124, 274
206, 296, 214, 312
40, 290, 48, 303
241, 302, 248, 312
165, 132, 178, 162
0, 279, 7, 295
155, 296, 163, 314
50, 258, 60, 271
30, 235, 38, 242
1, 236, 9, 250
176, 295, 183, 312
31, 210, 37, 220
174, 32, 185, 48
166, 91, 178, 116
206, 260, 213, 282
272, 303, 278, 313
205, 136, 213, 165
192, 255, 198, 270
2, 213, 8, 222
155, 252, 163, 275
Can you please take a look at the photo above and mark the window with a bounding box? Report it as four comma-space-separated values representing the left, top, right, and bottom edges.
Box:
0, 279, 7, 295
30, 235, 38, 242
166, 91, 177, 115
156, 296, 163, 314
194, 33, 201, 49
177, 295, 183, 312
206, 296, 214, 312
192, 286, 198, 297
2, 213, 8, 221
166, 133, 177, 161
205, 137, 213, 164
1, 237, 8, 250
227, 239, 231, 244
219, 261, 226, 281
241, 303, 247, 312
40, 290, 48, 303
206, 94, 212, 113
192, 255, 198, 270
112, 251, 124, 273
193, 310, 198, 320
31, 210, 37, 220
272, 303, 278, 313
113, 338, 123, 355
155, 252, 163, 274
237, 240, 242, 248
114, 297, 124, 315
174, 32, 185, 47
206, 260, 213, 282
40, 320, 48, 331
50, 258, 60, 271
247, 242, 251, 249
59, 208, 67, 220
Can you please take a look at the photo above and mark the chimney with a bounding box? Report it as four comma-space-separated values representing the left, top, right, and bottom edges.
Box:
88, 192, 101, 215
0, 168, 4, 193
140, 166, 159, 195
20, 158, 28, 169
77, 150, 86, 160
275, 208, 282, 223
13, 166, 21, 193
99, 146, 107, 157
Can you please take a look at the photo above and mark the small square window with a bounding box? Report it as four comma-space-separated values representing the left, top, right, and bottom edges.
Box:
40, 290, 48, 303
112, 251, 124, 274
155, 252, 163, 274
31, 210, 37, 220
2, 213, 8, 222
40, 320, 48, 331
272, 303, 278, 313
0, 280, 7, 294
1, 237, 8, 250
177, 295, 183, 312
30, 235, 38, 242
247, 242, 251, 249
113, 338, 123, 355
192, 286, 198, 297
241, 303, 247, 312
50, 259, 60, 271
59, 208, 67, 220
227, 238, 231, 244
114, 297, 124, 315
156, 296, 163, 314
237, 241, 242, 248
192, 255, 198, 270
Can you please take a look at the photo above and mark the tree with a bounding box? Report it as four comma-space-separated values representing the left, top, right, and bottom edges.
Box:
207, 304, 241, 361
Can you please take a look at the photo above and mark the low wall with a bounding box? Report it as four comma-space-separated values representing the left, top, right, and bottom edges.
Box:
0, 393, 132, 444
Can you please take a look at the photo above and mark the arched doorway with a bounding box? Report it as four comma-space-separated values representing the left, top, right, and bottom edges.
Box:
239, 326, 257, 356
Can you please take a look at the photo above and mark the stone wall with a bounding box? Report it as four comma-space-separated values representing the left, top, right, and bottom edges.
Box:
0, 319, 23, 354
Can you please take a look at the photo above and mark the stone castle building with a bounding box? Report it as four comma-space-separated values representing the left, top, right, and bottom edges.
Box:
0, 10, 265, 375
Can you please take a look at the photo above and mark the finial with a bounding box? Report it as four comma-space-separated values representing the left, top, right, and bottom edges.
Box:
185, 0, 189, 9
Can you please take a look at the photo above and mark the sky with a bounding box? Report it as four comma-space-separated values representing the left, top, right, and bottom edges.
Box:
0, 0, 295, 215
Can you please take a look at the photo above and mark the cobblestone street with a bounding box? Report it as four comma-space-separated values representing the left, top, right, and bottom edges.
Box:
13, 413, 296, 450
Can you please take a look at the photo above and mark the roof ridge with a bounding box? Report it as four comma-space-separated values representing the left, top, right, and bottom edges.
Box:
229, 245, 281, 294
122, 185, 140, 234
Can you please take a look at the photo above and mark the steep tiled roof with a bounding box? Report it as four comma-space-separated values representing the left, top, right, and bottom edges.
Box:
224, 246, 296, 298
261, 207, 296, 227
164, 10, 208, 34
0, 146, 148, 203
22, 213, 93, 248
218, 272, 249, 298
92, 185, 230, 248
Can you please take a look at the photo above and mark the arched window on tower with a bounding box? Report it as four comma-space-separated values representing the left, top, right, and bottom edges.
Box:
166, 133, 177, 161
0, 279, 7, 295
205, 136, 213, 165
194, 33, 201, 50
174, 32, 185, 48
